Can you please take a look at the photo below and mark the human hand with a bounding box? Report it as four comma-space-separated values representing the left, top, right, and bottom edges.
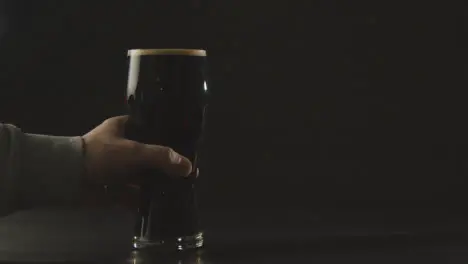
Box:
81, 115, 194, 207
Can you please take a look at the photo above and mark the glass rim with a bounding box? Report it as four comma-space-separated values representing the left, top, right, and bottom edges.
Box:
128, 49, 207, 57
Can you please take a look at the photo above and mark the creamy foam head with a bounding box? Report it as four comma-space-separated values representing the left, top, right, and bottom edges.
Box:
128, 49, 207, 57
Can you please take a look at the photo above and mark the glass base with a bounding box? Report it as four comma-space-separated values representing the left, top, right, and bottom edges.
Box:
132, 231, 204, 251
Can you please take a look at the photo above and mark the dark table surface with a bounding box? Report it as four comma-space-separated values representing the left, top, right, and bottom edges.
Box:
0, 206, 467, 263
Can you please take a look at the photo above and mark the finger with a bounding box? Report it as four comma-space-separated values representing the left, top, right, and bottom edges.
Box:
144, 144, 193, 177
120, 139, 193, 177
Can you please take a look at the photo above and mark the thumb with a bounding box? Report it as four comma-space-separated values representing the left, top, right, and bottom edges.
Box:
124, 140, 193, 177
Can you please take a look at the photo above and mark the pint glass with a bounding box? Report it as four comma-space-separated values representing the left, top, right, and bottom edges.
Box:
125, 49, 208, 251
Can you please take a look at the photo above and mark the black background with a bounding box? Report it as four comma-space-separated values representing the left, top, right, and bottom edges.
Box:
0, 1, 465, 211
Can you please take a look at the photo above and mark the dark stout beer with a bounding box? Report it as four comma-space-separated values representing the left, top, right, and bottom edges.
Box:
125, 49, 208, 251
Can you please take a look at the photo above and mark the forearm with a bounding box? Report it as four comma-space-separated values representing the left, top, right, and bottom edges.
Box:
0, 124, 85, 216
